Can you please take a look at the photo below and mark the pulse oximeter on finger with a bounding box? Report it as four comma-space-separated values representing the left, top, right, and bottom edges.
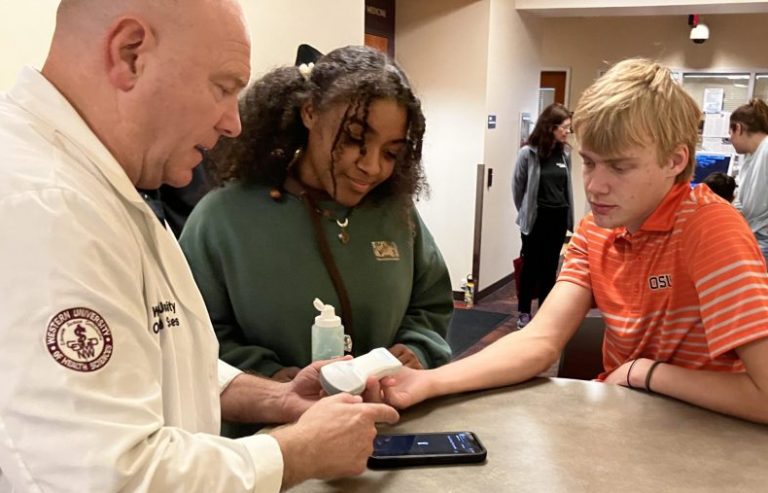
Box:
319, 347, 403, 395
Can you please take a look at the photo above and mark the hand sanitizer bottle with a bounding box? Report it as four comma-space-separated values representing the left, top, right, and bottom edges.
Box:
311, 298, 345, 361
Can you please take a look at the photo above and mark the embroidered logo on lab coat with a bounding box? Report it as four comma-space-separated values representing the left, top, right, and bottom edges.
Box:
45, 307, 114, 372
150, 300, 180, 334
371, 241, 400, 261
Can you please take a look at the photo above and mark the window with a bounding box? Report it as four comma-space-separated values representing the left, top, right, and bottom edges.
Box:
681, 73, 750, 113
754, 74, 768, 101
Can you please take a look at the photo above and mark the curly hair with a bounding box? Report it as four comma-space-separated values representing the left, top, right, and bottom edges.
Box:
211, 45, 428, 205
527, 103, 572, 159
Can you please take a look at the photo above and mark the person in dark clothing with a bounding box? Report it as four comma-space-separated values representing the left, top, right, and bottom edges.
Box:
158, 162, 216, 237
512, 103, 574, 328
702, 171, 736, 203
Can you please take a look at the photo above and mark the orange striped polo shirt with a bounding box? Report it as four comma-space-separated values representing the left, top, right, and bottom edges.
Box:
558, 182, 768, 379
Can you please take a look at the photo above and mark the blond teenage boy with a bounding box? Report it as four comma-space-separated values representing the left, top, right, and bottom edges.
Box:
378, 59, 768, 424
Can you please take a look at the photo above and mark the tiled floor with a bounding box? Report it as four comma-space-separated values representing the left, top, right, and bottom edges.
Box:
455, 281, 559, 377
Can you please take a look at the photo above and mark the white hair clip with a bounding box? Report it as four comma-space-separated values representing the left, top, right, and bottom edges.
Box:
298, 62, 314, 81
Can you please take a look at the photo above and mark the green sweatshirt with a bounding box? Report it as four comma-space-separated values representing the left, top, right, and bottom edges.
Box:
180, 181, 453, 376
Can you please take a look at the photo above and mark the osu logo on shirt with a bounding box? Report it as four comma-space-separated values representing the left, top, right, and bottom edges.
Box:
648, 274, 672, 290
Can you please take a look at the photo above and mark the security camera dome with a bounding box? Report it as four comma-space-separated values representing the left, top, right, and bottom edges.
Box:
690, 24, 710, 44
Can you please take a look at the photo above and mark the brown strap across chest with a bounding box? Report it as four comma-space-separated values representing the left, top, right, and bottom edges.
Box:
283, 177, 354, 350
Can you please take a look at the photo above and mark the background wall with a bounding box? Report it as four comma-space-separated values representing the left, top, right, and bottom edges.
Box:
0, 0, 58, 90
396, 0, 543, 291
0, 0, 364, 90
395, 0, 492, 289
517, 0, 768, 16
539, 13, 768, 223
479, 0, 541, 290
243, 0, 363, 78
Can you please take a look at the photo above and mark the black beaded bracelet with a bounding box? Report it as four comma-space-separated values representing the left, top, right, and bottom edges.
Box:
626, 359, 640, 389
645, 361, 663, 393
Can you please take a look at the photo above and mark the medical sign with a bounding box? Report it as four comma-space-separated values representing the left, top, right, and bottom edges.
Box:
46, 307, 114, 372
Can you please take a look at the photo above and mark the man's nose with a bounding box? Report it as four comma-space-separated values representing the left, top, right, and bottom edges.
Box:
216, 101, 242, 138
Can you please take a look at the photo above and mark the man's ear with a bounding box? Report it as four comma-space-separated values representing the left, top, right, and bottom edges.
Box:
105, 17, 155, 91
666, 144, 690, 178
300, 101, 316, 130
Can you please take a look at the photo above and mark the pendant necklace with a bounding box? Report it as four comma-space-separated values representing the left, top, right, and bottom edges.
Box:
315, 207, 353, 245
280, 174, 353, 245
336, 217, 350, 244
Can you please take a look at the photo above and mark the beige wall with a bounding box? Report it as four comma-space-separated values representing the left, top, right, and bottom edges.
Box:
0, 1, 363, 90
397, 0, 542, 291
479, 0, 541, 290
517, 0, 768, 16
0, 0, 58, 90
540, 13, 768, 222
396, 0, 492, 289
243, 0, 363, 79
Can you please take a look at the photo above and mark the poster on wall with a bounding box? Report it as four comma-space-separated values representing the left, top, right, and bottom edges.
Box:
702, 111, 731, 138
703, 87, 725, 114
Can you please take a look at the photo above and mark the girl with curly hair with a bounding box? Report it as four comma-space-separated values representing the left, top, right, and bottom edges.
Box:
180, 46, 452, 394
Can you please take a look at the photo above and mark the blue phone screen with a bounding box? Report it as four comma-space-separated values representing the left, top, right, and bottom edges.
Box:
373, 432, 481, 456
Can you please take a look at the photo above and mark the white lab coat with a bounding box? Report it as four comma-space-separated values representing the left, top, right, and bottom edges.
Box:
0, 68, 283, 492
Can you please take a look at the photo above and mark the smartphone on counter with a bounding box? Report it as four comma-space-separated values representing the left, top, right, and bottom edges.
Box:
368, 431, 487, 469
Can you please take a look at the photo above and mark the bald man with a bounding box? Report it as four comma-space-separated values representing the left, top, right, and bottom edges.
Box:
0, 1, 398, 491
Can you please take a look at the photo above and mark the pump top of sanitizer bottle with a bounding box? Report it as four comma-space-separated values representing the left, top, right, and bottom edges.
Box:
313, 298, 342, 328
311, 298, 346, 361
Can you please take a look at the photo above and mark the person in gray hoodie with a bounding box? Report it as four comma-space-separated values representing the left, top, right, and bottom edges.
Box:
513, 103, 574, 327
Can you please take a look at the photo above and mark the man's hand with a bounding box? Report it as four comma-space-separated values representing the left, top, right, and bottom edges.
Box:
271, 366, 301, 382
271, 393, 400, 489
379, 366, 434, 409
388, 344, 423, 369
279, 357, 353, 422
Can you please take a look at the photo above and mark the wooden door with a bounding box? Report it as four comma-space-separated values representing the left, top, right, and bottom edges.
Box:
540, 71, 567, 106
